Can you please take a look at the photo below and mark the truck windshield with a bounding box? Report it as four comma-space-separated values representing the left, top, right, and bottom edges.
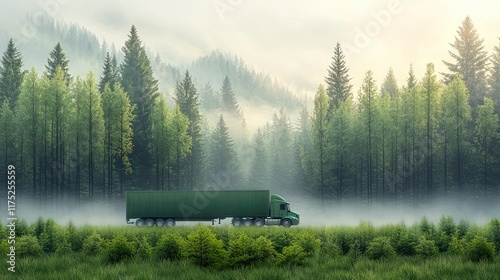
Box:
286, 204, 290, 212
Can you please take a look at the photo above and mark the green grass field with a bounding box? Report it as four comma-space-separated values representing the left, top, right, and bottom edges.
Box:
1, 217, 500, 279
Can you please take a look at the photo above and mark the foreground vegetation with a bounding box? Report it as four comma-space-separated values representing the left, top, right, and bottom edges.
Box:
1, 216, 500, 279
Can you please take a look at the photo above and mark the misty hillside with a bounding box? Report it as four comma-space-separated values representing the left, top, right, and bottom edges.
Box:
190, 50, 302, 109
0, 16, 304, 122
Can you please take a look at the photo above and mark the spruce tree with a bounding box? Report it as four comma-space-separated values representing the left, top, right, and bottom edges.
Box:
441, 75, 472, 195
16, 69, 42, 201
120, 25, 159, 186
358, 71, 379, 204
247, 128, 268, 189
421, 63, 441, 200
46, 43, 71, 86
443, 16, 488, 111
174, 71, 203, 189
311, 85, 329, 206
325, 42, 352, 112
200, 82, 219, 111
209, 115, 239, 186
99, 52, 120, 92
474, 97, 499, 196
406, 64, 417, 90
220, 76, 241, 118
488, 38, 500, 114
0, 100, 14, 193
0, 39, 24, 109
381, 67, 398, 97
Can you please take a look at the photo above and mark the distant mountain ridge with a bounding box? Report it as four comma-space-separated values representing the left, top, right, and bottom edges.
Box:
0, 17, 304, 116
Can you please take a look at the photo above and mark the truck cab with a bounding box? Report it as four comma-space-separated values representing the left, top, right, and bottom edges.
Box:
270, 194, 300, 227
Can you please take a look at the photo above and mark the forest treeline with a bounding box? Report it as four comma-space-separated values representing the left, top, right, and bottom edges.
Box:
1, 17, 500, 207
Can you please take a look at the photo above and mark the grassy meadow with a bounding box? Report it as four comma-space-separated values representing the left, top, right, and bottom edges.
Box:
1, 217, 500, 279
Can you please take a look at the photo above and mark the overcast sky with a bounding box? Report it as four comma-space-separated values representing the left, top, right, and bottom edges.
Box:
3, 0, 500, 95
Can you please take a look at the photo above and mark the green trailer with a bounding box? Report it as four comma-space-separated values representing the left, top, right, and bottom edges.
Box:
126, 190, 300, 227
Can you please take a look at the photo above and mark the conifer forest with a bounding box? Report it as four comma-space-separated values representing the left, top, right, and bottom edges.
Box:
2, 2, 500, 279
1, 16, 500, 210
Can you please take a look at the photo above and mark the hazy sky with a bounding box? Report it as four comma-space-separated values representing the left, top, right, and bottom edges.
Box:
4, 0, 500, 95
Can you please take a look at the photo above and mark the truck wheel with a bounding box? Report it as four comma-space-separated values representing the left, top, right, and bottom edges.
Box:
135, 219, 145, 227
254, 218, 264, 227
281, 219, 292, 228
166, 219, 176, 227
146, 219, 155, 227
155, 219, 165, 227
232, 218, 242, 227
244, 219, 253, 227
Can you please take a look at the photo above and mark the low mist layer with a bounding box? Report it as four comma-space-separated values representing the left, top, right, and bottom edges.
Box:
10, 196, 499, 228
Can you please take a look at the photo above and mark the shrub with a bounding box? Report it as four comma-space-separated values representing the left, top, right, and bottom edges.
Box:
265, 231, 293, 252
354, 222, 376, 253
419, 216, 435, 238
72, 225, 94, 252
449, 234, 466, 255
83, 231, 104, 255
395, 232, 417, 256
0, 220, 4, 240
38, 230, 48, 252
487, 218, 500, 254
366, 236, 396, 260
415, 236, 438, 258
104, 235, 135, 263
0, 239, 8, 256
136, 236, 153, 260
15, 218, 30, 238
438, 216, 456, 236
279, 243, 307, 266
294, 232, 321, 257
336, 229, 354, 255
55, 230, 72, 256
155, 234, 185, 261
390, 224, 417, 256
186, 226, 226, 268
17, 235, 42, 257
254, 236, 277, 263
321, 236, 341, 258
229, 233, 259, 266
457, 219, 471, 238
436, 216, 456, 252
435, 232, 452, 253
66, 220, 80, 251
348, 240, 362, 263
43, 218, 58, 253
33, 217, 45, 238
466, 235, 495, 262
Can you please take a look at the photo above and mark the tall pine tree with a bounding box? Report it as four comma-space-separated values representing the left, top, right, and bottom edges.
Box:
381, 67, 398, 97
488, 38, 500, 114
443, 16, 488, 111
0, 39, 24, 110
99, 52, 120, 92
120, 25, 159, 187
220, 76, 241, 118
474, 97, 499, 196
46, 43, 71, 86
175, 71, 203, 189
311, 85, 329, 206
325, 42, 352, 112
421, 63, 441, 201
209, 115, 240, 187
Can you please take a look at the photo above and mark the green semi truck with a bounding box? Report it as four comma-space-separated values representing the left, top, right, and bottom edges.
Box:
126, 190, 300, 227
